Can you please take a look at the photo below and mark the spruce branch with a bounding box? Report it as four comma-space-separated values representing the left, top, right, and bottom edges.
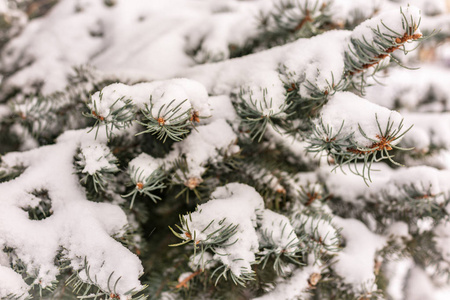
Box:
291, 213, 341, 257
298, 183, 328, 208
210, 264, 255, 287
4, 247, 60, 299
3, 293, 30, 300
238, 162, 288, 210
170, 216, 239, 251
11, 95, 57, 138
169, 215, 257, 286
123, 167, 166, 209
258, 0, 332, 45
21, 189, 53, 221
257, 227, 304, 276
175, 269, 204, 289
65, 258, 148, 300
74, 144, 119, 194
137, 99, 191, 143
5, 65, 113, 145
344, 6, 427, 91
281, 68, 345, 119
85, 94, 135, 140
377, 183, 449, 225
170, 157, 206, 203
307, 115, 412, 183
0, 163, 25, 183
237, 87, 292, 142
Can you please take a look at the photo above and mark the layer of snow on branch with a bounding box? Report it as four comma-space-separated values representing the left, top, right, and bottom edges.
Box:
434, 221, 450, 263
1, 0, 394, 96
377, 166, 450, 203
89, 79, 211, 123
333, 217, 386, 293
0, 264, 29, 300
397, 0, 446, 16
317, 92, 404, 148
400, 113, 450, 153
405, 267, 450, 300
183, 183, 264, 276
252, 265, 319, 300
349, 5, 422, 47
184, 30, 350, 102
291, 214, 339, 250
366, 66, 450, 112
257, 209, 299, 253
0, 0, 270, 94
181, 183, 316, 281
324, 164, 450, 204
78, 141, 118, 175
129, 118, 238, 179
0, 129, 143, 297
384, 258, 414, 300
330, 0, 383, 25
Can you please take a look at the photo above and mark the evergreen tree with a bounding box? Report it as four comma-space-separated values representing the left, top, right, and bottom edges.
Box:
0, 0, 450, 299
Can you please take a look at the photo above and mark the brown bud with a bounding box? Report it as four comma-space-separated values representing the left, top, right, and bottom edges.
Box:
136, 182, 144, 190
308, 273, 322, 286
